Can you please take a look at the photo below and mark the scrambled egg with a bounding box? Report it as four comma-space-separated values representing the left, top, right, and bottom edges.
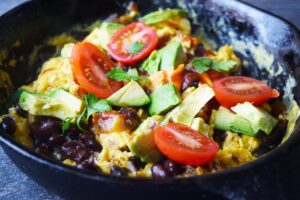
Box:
95, 132, 133, 174
213, 131, 259, 170
22, 57, 85, 97
5, 108, 32, 148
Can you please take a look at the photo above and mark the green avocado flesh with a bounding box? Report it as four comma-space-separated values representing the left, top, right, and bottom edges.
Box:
142, 8, 188, 24
128, 116, 163, 163
141, 41, 186, 73
107, 81, 150, 107
19, 89, 84, 120
149, 83, 181, 116
211, 106, 259, 136
162, 84, 215, 126
231, 102, 278, 135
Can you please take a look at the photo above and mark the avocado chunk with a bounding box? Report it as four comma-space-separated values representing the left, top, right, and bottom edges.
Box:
140, 50, 162, 74
210, 106, 259, 136
143, 9, 188, 24
160, 41, 187, 70
60, 43, 75, 58
149, 83, 181, 116
128, 116, 163, 163
107, 81, 150, 107
231, 102, 278, 134
162, 84, 215, 125
84, 22, 123, 50
19, 89, 84, 120
141, 41, 186, 73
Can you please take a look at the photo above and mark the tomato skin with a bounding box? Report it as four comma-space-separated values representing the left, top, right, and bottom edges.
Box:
108, 22, 158, 65
213, 76, 274, 108
71, 42, 122, 99
154, 123, 219, 166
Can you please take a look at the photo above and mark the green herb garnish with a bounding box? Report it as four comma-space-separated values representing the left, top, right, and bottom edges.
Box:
62, 94, 112, 132
106, 68, 148, 81
62, 117, 74, 133
192, 57, 237, 73
85, 93, 112, 119
127, 42, 144, 55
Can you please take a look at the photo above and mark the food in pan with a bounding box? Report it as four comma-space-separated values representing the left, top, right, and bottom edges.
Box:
0, 5, 290, 178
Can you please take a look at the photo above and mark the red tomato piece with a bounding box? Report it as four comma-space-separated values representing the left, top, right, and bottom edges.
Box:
213, 76, 278, 108
154, 123, 219, 166
71, 42, 123, 99
108, 22, 158, 65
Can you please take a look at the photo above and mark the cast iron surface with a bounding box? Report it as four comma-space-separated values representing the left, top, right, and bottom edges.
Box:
0, 0, 300, 199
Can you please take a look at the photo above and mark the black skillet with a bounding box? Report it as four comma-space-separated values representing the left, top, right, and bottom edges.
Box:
1, 0, 300, 199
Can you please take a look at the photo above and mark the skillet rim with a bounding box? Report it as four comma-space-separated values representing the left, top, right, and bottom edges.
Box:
0, 0, 300, 185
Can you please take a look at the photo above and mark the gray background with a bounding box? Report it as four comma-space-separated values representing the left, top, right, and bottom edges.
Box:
1, 0, 300, 199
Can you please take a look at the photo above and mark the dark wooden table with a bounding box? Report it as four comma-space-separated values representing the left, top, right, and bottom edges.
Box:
1, 0, 300, 199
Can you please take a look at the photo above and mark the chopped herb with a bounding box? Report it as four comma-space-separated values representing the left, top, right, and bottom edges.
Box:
62, 117, 74, 133
192, 57, 212, 73
127, 41, 144, 55
73, 94, 112, 132
84, 93, 112, 119
106, 68, 148, 81
192, 57, 237, 73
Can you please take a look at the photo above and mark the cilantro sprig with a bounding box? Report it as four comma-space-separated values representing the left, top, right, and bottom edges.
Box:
62, 94, 112, 132
192, 57, 237, 74
106, 68, 148, 82
127, 41, 145, 55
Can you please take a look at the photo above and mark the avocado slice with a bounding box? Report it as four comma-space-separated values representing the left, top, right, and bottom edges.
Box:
19, 89, 84, 120
140, 50, 162, 74
162, 84, 215, 126
84, 22, 123, 50
60, 43, 75, 58
160, 41, 187, 70
231, 102, 278, 135
149, 83, 181, 116
141, 41, 186, 73
128, 116, 163, 163
210, 106, 259, 136
107, 81, 150, 107
142, 9, 188, 24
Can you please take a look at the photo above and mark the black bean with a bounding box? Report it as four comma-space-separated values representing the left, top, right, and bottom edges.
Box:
110, 165, 128, 176
65, 127, 81, 142
60, 141, 90, 162
213, 131, 227, 147
163, 159, 184, 176
151, 164, 170, 178
129, 156, 145, 170
15, 103, 28, 118
182, 72, 200, 91
1, 116, 16, 135
260, 126, 285, 149
84, 139, 102, 152
79, 131, 95, 143
48, 134, 65, 148
252, 145, 272, 158
119, 107, 141, 131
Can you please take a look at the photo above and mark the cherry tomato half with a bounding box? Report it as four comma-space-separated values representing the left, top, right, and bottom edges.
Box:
108, 22, 158, 65
213, 76, 279, 108
154, 123, 219, 166
71, 42, 123, 99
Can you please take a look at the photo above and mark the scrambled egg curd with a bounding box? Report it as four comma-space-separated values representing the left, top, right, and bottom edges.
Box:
0, 6, 291, 178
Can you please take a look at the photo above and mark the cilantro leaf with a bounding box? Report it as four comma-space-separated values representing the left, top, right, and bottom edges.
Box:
212, 60, 237, 71
62, 117, 74, 133
192, 57, 237, 73
76, 108, 87, 132
84, 94, 112, 119
127, 42, 144, 55
106, 68, 148, 81
192, 57, 212, 73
